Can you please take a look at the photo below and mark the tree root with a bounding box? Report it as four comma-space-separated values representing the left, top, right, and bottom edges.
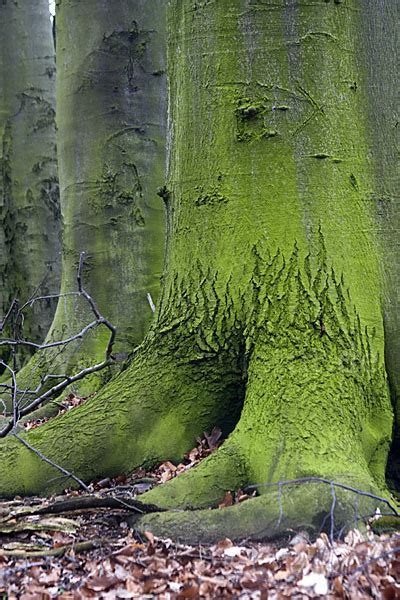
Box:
141, 440, 248, 510
0, 539, 102, 559
133, 480, 395, 544
0, 331, 243, 498
0, 493, 162, 522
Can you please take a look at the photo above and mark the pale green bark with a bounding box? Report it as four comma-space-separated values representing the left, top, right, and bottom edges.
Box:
0, 0, 61, 355
17, 0, 166, 393
0, 0, 395, 542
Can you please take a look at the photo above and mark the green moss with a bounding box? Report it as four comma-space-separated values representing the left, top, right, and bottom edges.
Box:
195, 186, 227, 207
236, 97, 268, 120
372, 516, 400, 534
137, 482, 391, 544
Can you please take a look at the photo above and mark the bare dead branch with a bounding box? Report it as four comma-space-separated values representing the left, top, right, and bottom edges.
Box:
275, 482, 283, 529
28, 493, 164, 516
0, 418, 14, 438
0, 254, 124, 491
18, 359, 113, 417
20, 291, 80, 312
0, 251, 119, 424
0, 298, 18, 333
77, 252, 116, 358
247, 476, 399, 539
147, 292, 156, 313
329, 481, 336, 543
0, 319, 101, 350
0, 361, 17, 424
0, 538, 102, 558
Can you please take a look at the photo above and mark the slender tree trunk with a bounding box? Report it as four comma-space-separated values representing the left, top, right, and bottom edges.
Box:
0, 0, 395, 542
17, 0, 166, 392
0, 0, 61, 354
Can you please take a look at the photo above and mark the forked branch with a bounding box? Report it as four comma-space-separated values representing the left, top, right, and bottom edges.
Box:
0, 252, 118, 437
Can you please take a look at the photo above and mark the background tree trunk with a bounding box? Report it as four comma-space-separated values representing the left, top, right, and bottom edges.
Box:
0, 0, 61, 360
17, 0, 166, 393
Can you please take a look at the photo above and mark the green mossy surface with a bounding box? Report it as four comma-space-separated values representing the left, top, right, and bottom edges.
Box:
136, 482, 391, 544
372, 516, 400, 535
359, 2, 400, 480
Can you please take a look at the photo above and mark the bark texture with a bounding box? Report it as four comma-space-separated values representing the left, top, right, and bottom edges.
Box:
360, 0, 400, 482
0, 0, 61, 355
0, 0, 395, 542
17, 0, 166, 392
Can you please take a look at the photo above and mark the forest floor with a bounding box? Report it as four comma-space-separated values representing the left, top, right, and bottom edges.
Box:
1, 397, 400, 598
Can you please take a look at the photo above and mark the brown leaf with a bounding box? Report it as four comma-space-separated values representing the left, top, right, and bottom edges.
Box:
381, 584, 400, 600
159, 461, 177, 472
143, 577, 163, 593
236, 489, 250, 503
115, 475, 127, 484
354, 541, 371, 557
177, 584, 200, 598
215, 538, 233, 550
85, 576, 120, 592
144, 530, 154, 544
218, 491, 233, 509
333, 576, 344, 595
115, 543, 145, 556
288, 551, 309, 574
241, 578, 269, 590
389, 558, 400, 579
204, 426, 222, 450
274, 570, 289, 581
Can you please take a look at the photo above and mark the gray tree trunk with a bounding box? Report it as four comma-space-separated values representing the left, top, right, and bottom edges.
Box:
16, 0, 166, 394
0, 0, 61, 357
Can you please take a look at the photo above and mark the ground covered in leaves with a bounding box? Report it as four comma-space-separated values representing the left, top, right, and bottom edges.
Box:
1, 405, 400, 597
2, 513, 400, 598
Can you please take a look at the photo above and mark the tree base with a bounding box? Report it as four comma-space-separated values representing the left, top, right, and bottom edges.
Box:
133, 479, 394, 544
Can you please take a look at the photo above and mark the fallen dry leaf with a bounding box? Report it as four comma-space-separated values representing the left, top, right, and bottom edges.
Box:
218, 491, 233, 509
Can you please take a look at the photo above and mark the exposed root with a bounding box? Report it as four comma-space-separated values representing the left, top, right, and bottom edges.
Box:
0, 333, 243, 498
140, 440, 248, 510
134, 480, 393, 544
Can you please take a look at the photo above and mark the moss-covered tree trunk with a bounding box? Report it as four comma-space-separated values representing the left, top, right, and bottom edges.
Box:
360, 0, 400, 479
0, 0, 60, 352
0, 0, 396, 542
17, 0, 166, 391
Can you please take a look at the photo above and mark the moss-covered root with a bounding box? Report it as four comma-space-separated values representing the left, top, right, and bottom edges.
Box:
135, 482, 392, 544
0, 336, 243, 498
141, 441, 248, 510
134, 318, 393, 537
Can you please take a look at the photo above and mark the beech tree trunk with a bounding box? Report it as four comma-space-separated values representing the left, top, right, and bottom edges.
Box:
0, 0, 61, 355
17, 0, 166, 392
0, 0, 397, 542
360, 1, 400, 473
